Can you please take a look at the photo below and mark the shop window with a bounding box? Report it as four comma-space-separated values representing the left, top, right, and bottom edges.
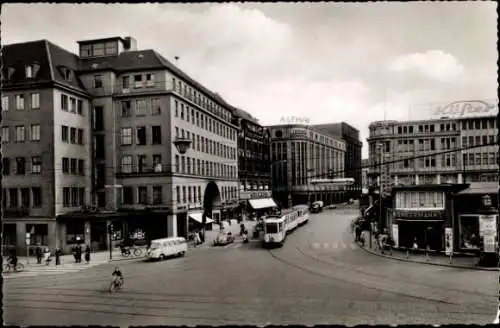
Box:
3, 224, 16, 246
458, 215, 480, 250
26, 224, 48, 246
66, 222, 85, 244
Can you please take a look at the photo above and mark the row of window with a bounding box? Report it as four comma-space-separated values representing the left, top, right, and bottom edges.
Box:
171, 76, 232, 123
175, 127, 236, 159
2, 93, 40, 111
3, 187, 43, 209
81, 42, 118, 58
2, 124, 40, 143
62, 158, 86, 175
396, 122, 457, 135
120, 126, 163, 146
2, 157, 41, 175
60, 94, 84, 116
174, 98, 236, 142
174, 155, 237, 178
174, 185, 237, 205
462, 152, 499, 166
120, 99, 161, 117
462, 135, 497, 148
461, 118, 497, 131
61, 126, 85, 145
395, 191, 445, 209
62, 187, 86, 207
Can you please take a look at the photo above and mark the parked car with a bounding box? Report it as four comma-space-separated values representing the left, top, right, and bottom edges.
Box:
213, 232, 235, 246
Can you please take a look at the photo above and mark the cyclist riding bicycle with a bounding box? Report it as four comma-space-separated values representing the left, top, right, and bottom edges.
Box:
8, 249, 18, 267
112, 266, 124, 286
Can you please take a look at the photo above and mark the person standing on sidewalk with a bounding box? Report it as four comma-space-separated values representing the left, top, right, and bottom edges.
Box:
84, 245, 91, 264
35, 245, 42, 264
55, 247, 62, 265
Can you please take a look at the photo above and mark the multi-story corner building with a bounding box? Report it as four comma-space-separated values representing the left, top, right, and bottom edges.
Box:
313, 122, 363, 199
367, 100, 499, 194
233, 108, 272, 217
2, 36, 240, 253
267, 124, 346, 208
2, 40, 93, 254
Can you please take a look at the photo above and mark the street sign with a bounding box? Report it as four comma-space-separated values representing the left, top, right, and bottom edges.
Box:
445, 227, 453, 256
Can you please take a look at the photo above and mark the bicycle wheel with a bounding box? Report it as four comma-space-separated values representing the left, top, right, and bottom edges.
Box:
15, 263, 24, 272
133, 248, 142, 257
109, 281, 117, 293
4, 264, 11, 272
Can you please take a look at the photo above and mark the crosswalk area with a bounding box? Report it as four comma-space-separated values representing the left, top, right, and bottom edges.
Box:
3, 262, 104, 279
310, 242, 359, 250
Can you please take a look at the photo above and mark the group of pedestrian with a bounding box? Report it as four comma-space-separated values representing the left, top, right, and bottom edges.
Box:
193, 230, 205, 246
72, 244, 91, 264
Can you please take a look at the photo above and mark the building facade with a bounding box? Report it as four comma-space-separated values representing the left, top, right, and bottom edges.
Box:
367, 100, 499, 194
361, 158, 369, 192
267, 124, 346, 208
313, 122, 363, 199
234, 108, 272, 218
2, 40, 93, 254
2, 37, 240, 254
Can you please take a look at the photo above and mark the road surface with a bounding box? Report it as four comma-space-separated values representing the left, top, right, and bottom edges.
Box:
4, 209, 496, 326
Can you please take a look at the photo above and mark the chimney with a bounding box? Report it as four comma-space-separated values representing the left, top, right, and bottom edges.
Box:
123, 37, 138, 52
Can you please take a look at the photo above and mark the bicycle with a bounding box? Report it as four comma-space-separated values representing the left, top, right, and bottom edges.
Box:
4, 262, 25, 273
109, 276, 124, 293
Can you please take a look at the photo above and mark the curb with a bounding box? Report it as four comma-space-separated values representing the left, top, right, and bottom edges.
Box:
358, 243, 498, 271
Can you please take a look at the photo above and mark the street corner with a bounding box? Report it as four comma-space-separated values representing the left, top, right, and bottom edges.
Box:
358, 243, 497, 271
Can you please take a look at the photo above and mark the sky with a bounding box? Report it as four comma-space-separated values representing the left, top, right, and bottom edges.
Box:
2, 2, 498, 158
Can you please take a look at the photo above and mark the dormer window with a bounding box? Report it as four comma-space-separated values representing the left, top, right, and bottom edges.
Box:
25, 63, 40, 79
59, 67, 73, 82
25, 65, 33, 78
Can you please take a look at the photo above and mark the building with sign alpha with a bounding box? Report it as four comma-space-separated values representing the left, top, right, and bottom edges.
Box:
367, 99, 499, 194
267, 124, 346, 207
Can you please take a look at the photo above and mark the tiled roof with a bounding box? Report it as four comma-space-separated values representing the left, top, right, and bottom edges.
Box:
2, 40, 87, 94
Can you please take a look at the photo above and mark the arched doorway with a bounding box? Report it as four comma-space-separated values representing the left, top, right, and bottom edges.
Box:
202, 181, 221, 225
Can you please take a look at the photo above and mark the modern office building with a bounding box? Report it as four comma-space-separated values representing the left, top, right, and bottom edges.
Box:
367, 100, 499, 195
267, 124, 346, 207
313, 122, 363, 199
234, 108, 272, 217
2, 36, 240, 254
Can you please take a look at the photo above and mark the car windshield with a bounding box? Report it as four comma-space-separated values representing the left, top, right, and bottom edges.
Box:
150, 242, 161, 249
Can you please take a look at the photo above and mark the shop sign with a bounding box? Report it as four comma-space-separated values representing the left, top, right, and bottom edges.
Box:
240, 191, 272, 200
431, 100, 498, 119
289, 128, 308, 138
483, 235, 496, 253
479, 215, 497, 237
391, 224, 399, 248
445, 227, 453, 256
394, 210, 445, 219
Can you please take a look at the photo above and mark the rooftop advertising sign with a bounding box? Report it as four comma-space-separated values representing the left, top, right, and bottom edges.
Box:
430, 100, 498, 119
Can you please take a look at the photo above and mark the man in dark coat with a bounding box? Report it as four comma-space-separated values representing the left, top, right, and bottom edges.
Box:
35, 245, 42, 264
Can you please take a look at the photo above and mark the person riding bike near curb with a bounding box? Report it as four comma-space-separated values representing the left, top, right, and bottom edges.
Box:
112, 266, 124, 286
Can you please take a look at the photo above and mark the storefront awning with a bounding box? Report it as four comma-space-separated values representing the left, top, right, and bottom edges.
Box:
189, 212, 214, 224
248, 198, 277, 210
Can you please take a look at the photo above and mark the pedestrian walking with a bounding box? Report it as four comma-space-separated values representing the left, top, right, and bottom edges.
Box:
84, 245, 91, 264
35, 245, 42, 264
76, 244, 82, 263
55, 247, 62, 265
194, 231, 201, 246
43, 247, 52, 265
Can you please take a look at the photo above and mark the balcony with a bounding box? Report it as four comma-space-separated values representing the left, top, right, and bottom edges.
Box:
116, 164, 173, 178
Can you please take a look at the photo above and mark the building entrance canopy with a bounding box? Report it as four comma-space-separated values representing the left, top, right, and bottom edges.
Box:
248, 198, 278, 210
188, 212, 214, 224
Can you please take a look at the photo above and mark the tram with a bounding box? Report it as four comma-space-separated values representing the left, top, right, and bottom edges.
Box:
262, 204, 310, 248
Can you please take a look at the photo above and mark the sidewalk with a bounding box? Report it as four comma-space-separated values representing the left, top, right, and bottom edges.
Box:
359, 232, 497, 271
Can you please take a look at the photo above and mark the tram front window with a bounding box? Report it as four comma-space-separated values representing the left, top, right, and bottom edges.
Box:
265, 223, 279, 234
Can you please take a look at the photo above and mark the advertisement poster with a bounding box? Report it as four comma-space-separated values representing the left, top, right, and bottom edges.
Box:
483, 235, 496, 253
479, 215, 497, 237
445, 227, 453, 256
391, 224, 399, 248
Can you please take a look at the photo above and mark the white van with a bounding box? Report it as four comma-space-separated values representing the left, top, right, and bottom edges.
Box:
146, 237, 187, 260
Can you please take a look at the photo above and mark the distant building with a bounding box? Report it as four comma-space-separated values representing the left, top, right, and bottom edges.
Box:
367, 100, 498, 195
313, 122, 362, 199
267, 124, 346, 208
233, 108, 273, 217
